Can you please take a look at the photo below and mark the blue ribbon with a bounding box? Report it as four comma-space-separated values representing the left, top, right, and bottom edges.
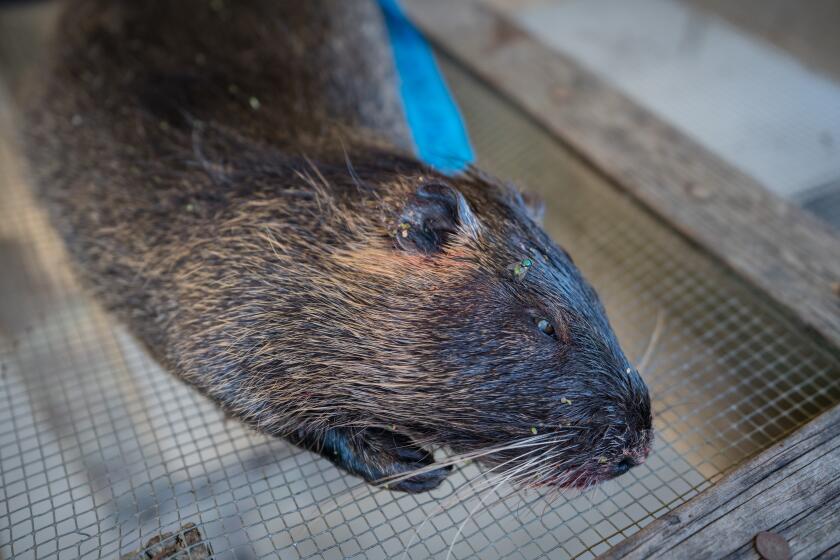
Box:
378, 0, 475, 174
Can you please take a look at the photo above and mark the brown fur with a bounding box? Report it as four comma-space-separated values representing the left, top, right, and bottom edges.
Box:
21, 0, 651, 492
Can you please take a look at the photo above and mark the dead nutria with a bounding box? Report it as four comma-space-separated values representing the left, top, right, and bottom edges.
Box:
21, 0, 652, 492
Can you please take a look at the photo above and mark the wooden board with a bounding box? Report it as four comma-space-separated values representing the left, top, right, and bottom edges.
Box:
598, 403, 840, 559
685, 0, 840, 84
483, 0, 840, 85
402, 0, 840, 351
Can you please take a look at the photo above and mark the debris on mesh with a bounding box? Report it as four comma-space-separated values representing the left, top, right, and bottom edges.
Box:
120, 523, 213, 560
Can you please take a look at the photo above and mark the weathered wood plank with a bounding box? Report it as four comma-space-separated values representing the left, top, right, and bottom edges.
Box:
595, 404, 840, 559
403, 0, 840, 350
760, 492, 840, 560
685, 0, 840, 83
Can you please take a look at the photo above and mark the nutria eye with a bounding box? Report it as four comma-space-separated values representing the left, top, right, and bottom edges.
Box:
537, 319, 555, 336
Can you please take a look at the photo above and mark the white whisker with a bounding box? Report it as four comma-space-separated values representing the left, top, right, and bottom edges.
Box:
637, 309, 665, 373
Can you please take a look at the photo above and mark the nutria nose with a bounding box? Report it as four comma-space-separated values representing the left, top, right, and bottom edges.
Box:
614, 457, 636, 477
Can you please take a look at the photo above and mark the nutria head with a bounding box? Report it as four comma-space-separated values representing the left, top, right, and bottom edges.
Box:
193, 146, 653, 491
362, 165, 652, 488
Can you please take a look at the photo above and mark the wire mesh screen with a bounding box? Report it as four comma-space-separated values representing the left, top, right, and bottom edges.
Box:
2, 44, 840, 559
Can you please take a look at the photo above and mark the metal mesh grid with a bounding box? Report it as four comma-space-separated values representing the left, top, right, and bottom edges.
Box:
1, 45, 839, 559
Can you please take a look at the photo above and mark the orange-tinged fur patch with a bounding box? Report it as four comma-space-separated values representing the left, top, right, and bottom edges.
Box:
332, 244, 480, 285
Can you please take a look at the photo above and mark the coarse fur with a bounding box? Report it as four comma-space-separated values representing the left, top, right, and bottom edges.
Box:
21, 0, 652, 492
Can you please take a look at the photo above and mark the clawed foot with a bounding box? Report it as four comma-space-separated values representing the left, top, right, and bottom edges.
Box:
291, 427, 451, 493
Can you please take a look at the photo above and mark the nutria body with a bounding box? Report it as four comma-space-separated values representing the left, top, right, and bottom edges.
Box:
22, 0, 652, 492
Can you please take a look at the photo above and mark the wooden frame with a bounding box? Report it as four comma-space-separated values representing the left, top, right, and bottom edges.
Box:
402, 0, 840, 557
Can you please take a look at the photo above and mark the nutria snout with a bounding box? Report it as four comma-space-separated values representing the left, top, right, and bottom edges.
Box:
21, 0, 652, 492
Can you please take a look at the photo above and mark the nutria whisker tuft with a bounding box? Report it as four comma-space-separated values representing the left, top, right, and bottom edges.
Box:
401, 445, 546, 560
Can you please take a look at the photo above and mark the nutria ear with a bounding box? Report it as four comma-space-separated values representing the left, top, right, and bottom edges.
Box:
491, 178, 544, 225
520, 190, 545, 225
395, 183, 479, 254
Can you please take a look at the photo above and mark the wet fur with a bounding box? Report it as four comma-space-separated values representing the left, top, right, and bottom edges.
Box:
22, 0, 651, 491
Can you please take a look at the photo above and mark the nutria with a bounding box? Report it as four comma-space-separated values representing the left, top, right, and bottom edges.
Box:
21, 0, 652, 492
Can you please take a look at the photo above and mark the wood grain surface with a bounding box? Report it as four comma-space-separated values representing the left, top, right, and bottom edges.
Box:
685, 0, 840, 83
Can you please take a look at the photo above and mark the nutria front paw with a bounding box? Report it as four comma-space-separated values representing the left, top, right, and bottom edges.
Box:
351, 428, 452, 493
364, 431, 452, 492
291, 427, 451, 493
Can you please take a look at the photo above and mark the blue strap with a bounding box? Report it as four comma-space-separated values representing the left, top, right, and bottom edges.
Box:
378, 0, 475, 174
